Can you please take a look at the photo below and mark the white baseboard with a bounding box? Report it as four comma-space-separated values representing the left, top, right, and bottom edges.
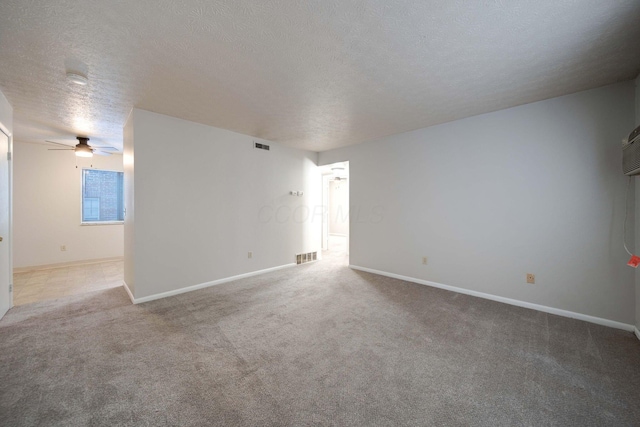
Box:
122, 280, 135, 304
14, 256, 124, 273
350, 265, 636, 333
635, 327, 640, 341
125, 263, 297, 304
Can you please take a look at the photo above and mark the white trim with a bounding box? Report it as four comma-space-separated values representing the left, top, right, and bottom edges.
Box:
635, 327, 640, 341
13, 256, 124, 273
7, 129, 12, 311
122, 280, 135, 304
350, 265, 636, 332
128, 263, 297, 304
322, 174, 330, 251
0, 126, 11, 317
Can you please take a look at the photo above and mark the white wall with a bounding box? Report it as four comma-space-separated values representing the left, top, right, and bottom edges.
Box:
329, 180, 349, 236
320, 81, 636, 325
123, 111, 135, 294
13, 142, 124, 268
125, 109, 321, 300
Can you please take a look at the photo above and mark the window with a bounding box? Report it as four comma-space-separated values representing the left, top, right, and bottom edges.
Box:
83, 198, 100, 221
82, 169, 124, 224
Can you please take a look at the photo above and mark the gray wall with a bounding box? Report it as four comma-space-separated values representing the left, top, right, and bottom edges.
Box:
124, 109, 321, 300
0, 90, 11, 136
633, 75, 640, 332
320, 81, 636, 325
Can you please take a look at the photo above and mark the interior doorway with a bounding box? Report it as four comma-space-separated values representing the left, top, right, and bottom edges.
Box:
321, 162, 349, 265
10, 141, 124, 307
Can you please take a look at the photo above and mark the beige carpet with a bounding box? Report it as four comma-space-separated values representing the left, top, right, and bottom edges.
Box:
12, 260, 124, 306
1, 249, 639, 426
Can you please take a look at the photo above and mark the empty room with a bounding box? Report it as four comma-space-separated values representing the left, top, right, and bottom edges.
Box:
1, 1, 640, 426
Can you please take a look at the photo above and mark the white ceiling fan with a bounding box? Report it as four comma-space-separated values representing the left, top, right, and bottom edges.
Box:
46, 136, 117, 157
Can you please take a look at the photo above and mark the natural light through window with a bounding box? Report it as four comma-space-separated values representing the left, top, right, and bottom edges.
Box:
81, 169, 124, 224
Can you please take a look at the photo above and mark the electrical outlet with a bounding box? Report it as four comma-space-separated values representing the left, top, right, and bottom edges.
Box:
60, 245, 66, 252
526, 273, 535, 284
248, 251, 252, 259
422, 256, 428, 265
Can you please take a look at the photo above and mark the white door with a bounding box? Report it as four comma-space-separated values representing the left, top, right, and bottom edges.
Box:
0, 129, 10, 319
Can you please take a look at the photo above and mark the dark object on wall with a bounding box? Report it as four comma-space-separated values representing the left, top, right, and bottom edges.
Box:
622, 124, 640, 176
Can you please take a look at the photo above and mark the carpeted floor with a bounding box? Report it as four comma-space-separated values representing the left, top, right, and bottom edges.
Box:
1, 246, 639, 426
12, 259, 124, 306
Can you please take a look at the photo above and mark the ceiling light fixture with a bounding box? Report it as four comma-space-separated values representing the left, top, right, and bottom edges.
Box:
75, 144, 93, 157
66, 71, 88, 86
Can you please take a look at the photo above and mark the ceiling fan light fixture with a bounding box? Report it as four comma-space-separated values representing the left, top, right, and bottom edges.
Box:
66, 71, 88, 86
75, 144, 93, 157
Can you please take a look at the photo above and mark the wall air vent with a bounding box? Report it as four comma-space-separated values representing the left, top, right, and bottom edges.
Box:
296, 252, 317, 265
623, 124, 640, 176
254, 142, 270, 151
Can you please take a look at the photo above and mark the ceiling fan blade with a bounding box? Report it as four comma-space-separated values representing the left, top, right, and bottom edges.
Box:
45, 140, 74, 147
48, 148, 74, 151
93, 150, 112, 156
91, 146, 118, 151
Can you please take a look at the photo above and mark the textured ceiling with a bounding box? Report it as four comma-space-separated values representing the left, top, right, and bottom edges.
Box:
1, 1, 639, 152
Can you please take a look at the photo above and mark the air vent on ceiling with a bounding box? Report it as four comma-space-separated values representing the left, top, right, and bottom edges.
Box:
254, 142, 270, 151
296, 251, 317, 265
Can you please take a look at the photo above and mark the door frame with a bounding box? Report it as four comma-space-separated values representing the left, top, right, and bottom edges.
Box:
0, 123, 13, 318
321, 174, 330, 251
320, 161, 349, 257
